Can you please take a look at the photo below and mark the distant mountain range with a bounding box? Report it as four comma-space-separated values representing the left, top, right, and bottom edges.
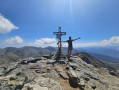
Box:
76, 47, 119, 62
77, 47, 119, 58
89, 53, 119, 62
0, 46, 119, 65
0, 46, 51, 65
44, 46, 119, 62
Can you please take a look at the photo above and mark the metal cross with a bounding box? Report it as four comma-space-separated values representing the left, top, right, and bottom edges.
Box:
53, 27, 66, 49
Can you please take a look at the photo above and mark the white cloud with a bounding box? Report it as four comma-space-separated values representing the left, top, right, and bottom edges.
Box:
34, 38, 57, 47
109, 36, 119, 44
4, 36, 23, 44
0, 14, 19, 34
73, 36, 119, 47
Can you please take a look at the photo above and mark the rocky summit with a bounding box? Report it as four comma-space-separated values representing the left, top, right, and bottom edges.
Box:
0, 53, 119, 90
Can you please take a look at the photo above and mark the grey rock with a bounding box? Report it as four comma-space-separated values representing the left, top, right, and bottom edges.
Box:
69, 63, 78, 70
35, 69, 47, 73
43, 55, 51, 59
0, 53, 119, 90
20, 57, 41, 64
59, 72, 68, 80
109, 71, 116, 76
58, 60, 67, 64
0, 67, 4, 76
47, 59, 55, 64
78, 78, 85, 90
23, 77, 63, 90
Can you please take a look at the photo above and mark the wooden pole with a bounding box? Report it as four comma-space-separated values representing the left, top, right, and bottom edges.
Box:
59, 27, 62, 49
60, 37, 61, 49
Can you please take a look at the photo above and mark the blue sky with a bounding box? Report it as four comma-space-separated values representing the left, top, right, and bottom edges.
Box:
0, 0, 119, 48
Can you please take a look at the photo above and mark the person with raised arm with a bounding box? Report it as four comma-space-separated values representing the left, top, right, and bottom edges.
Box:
61, 36, 80, 56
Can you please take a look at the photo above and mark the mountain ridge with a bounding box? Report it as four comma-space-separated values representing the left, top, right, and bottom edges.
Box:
0, 46, 119, 66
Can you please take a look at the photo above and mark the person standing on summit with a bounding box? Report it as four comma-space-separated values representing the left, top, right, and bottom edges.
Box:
62, 36, 80, 56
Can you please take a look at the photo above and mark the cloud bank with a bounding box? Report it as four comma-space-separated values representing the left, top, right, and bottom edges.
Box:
0, 14, 18, 34
4, 36, 23, 44
1, 36, 119, 48
34, 38, 57, 47
74, 36, 119, 47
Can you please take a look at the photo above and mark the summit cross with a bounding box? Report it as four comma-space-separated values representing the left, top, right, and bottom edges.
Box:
53, 27, 66, 49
